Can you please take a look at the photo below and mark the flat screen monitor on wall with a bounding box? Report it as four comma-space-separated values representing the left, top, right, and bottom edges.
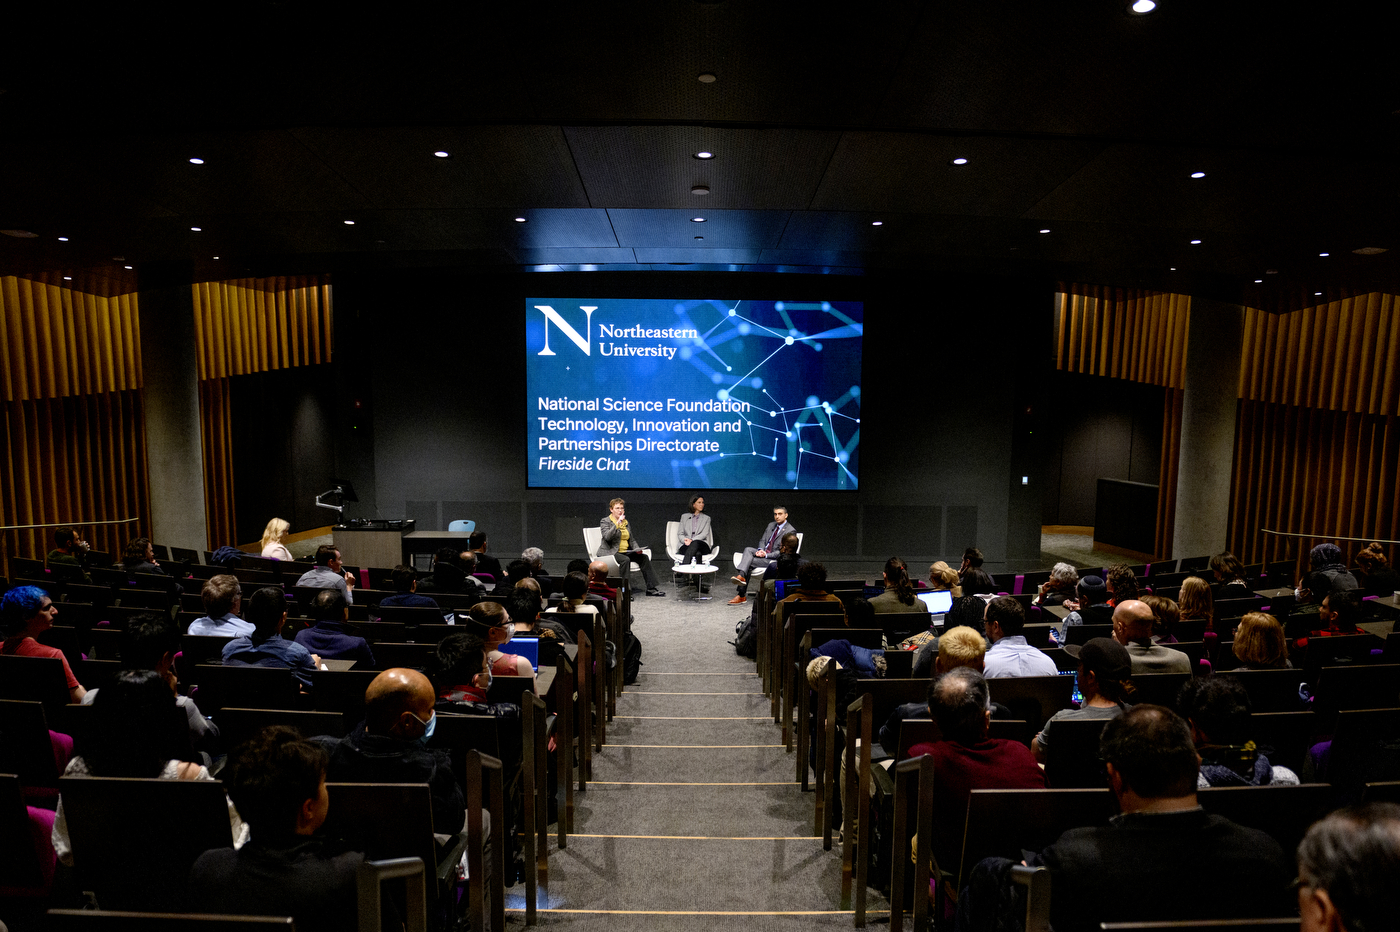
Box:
526, 298, 863, 490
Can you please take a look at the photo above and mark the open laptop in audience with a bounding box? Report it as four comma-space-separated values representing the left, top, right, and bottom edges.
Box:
917, 588, 953, 626
502, 635, 541, 672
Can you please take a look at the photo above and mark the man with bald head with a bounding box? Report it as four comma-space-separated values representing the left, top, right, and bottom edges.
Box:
587, 559, 618, 601
1113, 598, 1191, 674
318, 668, 466, 836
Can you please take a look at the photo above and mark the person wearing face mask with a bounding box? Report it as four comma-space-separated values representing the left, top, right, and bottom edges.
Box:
316, 668, 466, 839
464, 601, 535, 681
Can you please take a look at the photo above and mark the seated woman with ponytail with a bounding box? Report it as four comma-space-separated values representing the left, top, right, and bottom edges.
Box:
1032, 637, 1135, 763
870, 557, 924, 614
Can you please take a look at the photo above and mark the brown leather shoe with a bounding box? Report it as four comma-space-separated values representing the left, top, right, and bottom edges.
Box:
727, 594, 747, 605
731, 574, 746, 585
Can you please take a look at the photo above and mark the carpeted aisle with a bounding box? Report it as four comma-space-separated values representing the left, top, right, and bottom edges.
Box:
507, 582, 889, 930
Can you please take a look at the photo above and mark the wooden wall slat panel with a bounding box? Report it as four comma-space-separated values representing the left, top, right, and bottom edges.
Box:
191, 275, 332, 548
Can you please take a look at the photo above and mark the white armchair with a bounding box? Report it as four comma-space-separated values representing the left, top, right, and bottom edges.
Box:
665, 520, 719, 566
732, 532, 804, 586
583, 525, 651, 579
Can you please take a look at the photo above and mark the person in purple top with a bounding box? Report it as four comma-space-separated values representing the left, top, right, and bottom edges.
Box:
294, 589, 375, 669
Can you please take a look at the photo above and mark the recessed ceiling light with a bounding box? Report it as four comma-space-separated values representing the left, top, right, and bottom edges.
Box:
1315, 291, 1323, 296
189, 158, 204, 165
1319, 252, 1330, 257
691, 217, 706, 223
871, 221, 883, 226
697, 73, 717, 83
1130, 0, 1156, 12
433, 150, 450, 158
694, 151, 714, 160
1190, 239, 1202, 245
190, 226, 202, 232
1170, 267, 1177, 271
1039, 229, 1051, 234
951, 158, 968, 165
124, 265, 132, 269
514, 217, 527, 223
1353, 246, 1388, 255
1190, 171, 1206, 179
343, 220, 355, 225
63, 276, 72, 281
57, 236, 69, 242
692, 185, 710, 195
1254, 279, 1263, 283
213, 256, 220, 260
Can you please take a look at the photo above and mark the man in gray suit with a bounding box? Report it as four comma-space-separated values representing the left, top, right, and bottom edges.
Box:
732, 506, 797, 585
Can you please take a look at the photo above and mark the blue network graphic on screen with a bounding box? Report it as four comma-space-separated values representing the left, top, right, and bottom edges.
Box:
526, 298, 863, 490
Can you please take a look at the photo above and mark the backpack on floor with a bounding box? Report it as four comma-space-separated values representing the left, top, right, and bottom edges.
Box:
623, 631, 643, 684
732, 616, 758, 658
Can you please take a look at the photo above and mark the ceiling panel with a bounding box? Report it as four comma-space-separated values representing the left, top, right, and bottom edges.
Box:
812, 133, 1104, 216
292, 126, 589, 210
606, 209, 790, 250
564, 126, 840, 210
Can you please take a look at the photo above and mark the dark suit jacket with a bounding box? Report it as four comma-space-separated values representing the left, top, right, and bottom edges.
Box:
753, 520, 797, 553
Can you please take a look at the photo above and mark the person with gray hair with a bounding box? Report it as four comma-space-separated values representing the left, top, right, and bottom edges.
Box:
519, 547, 554, 595
1034, 561, 1079, 607
1297, 802, 1400, 932
904, 666, 1044, 875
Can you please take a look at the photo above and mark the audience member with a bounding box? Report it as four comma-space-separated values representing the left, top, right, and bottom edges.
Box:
597, 498, 665, 597
958, 547, 987, 586
53, 669, 245, 865
415, 547, 468, 595
379, 564, 439, 608
1113, 598, 1191, 673
296, 544, 356, 604
1, 585, 85, 701
587, 560, 618, 602
512, 575, 542, 597
222, 587, 320, 689
46, 526, 91, 582
468, 530, 503, 581
1353, 542, 1400, 598
775, 562, 843, 623
1178, 575, 1215, 630
732, 504, 797, 585
1055, 574, 1110, 641
1177, 675, 1299, 787
1313, 589, 1365, 636
120, 536, 167, 575
959, 567, 998, 597
1033, 562, 1077, 607
516, 586, 576, 643
318, 668, 466, 838
81, 612, 221, 759
462, 602, 533, 679
877, 625, 988, 750
905, 667, 1044, 873
943, 591, 989, 637
982, 596, 1056, 677
870, 557, 923, 615
189, 727, 369, 932
565, 557, 591, 576
959, 705, 1292, 932
259, 517, 293, 561
187, 575, 253, 637
1210, 551, 1249, 590
1033, 637, 1133, 763
926, 560, 963, 597
1139, 593, 1180, 643
1304, 542, 1360, 601
1232, 612, 1292, 669
294, 589, 375, 668
1104, 563, 1139, 605
520, 546, 554, 594
1296, 802, 1400, 932
676, 493, 714, 565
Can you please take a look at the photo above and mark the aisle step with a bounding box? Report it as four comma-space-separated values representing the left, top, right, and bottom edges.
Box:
592, 745, 792, 783
572, 783, 811, 836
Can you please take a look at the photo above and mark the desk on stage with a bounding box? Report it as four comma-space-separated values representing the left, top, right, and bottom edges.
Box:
402, 531, 477, 571
332, 521, 415, 570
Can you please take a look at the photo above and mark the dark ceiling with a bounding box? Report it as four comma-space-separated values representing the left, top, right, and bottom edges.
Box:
1, 2, 1396, 310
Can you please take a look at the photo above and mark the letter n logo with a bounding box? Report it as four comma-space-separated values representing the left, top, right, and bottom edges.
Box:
535, 305, 596, 356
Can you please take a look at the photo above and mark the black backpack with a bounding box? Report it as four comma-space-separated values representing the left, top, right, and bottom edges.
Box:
623, 631, 643, 684
732, 616, 758, 658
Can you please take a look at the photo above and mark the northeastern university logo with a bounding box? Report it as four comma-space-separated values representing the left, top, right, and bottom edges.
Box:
535, 305, 596, 357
